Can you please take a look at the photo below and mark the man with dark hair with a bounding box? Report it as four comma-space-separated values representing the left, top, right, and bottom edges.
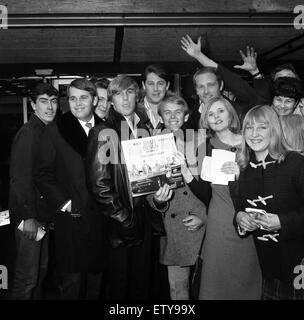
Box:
86, 75, 172, 300
35, 78, 103, 299
91, 78, 111, 120
9, 83, 59, 299
138, 64, 170, 132
270, 63, 300, 81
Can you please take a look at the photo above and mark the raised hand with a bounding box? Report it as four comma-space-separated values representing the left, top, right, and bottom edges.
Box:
233, 46, 259, 74
154, 183, 173, 203
181, 34, 202, 59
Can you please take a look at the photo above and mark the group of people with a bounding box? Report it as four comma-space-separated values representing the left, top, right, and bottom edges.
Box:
7, 34, 304, 300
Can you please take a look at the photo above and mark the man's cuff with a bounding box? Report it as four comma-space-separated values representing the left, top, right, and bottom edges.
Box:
152, 198, 169, 212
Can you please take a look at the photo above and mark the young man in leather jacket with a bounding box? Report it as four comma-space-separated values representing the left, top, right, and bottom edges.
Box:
86, 75, 172, 300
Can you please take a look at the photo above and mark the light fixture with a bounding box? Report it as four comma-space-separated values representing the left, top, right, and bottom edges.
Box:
35, 69, 53, 76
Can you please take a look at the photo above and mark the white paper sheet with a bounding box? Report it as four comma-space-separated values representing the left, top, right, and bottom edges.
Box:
0, 210, 10, 227
200, 149, 236, 185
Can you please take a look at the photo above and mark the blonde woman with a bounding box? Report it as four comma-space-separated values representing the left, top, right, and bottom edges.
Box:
280, 115, 304, 154
235, 105, 304, 300
181, 97, 262, 300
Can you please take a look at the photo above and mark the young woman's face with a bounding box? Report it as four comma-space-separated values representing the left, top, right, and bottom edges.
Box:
244, 120, 271, 155
207, 101, 230, 132
272, 96, 297, 116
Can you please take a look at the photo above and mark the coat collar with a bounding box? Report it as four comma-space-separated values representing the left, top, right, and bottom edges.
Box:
57, 111, 100, 157
106, 107, 151, 138
29, 113, 47, 128
249, 152, 277, 169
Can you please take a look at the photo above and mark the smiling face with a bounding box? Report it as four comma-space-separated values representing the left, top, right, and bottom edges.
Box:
244, 120, 271, 159
195, 72, 223, 104
160, 102, 188, 132
272, 95, 297, 116
143, 72, 169, 105
31, 94, 58, 124
207, 100, 230, 132
112, 86, 137, 117
68, 86, 96, 122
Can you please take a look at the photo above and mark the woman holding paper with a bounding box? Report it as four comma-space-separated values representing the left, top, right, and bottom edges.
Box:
181, 96, 262, 300
234, 105, 304, 300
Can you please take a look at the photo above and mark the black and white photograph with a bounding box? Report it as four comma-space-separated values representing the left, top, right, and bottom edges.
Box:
0, 0, 304, 309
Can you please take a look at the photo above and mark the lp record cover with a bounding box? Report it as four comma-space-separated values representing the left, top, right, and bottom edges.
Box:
121, 133, 184, 197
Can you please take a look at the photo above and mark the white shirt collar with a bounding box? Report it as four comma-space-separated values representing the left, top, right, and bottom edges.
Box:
144, 97, 161, 128
78, 116, 95, 136
124, 113, 140, 138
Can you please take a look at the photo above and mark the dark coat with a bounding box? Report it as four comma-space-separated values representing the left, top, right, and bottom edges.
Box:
232, 152, 304, 284
86, 107, 166, 249
136, 100, 163, 135
9, 114, 53, 223
35, 111, 104, 273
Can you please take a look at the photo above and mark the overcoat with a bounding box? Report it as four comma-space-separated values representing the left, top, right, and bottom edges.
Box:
9, 114, 52, 223
232, 151, 304, 284
35, 111, 104, 273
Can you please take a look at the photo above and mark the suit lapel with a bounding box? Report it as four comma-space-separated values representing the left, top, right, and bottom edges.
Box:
57, 111, 88, 157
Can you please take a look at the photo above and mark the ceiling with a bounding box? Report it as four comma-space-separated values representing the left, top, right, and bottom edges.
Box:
0, 0, 304, 97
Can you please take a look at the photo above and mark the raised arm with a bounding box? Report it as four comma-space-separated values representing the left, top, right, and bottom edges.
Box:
181, 35, 263, 106
233, 46, 261, 78
181, 34, 217, 68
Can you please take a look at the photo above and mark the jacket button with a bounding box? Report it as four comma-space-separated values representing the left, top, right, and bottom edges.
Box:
171, 213, 176, 218
183, 191, 188, 195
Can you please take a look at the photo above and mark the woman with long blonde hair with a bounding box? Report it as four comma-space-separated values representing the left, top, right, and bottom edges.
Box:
180, 96, 262, 299
235, 105, 304, 300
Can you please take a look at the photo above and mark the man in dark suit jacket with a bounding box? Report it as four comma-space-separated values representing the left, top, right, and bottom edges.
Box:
35, 78, 103, 299
9, 83, 59, 299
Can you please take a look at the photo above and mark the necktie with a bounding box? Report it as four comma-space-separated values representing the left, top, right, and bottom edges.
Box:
85, 122, 92, 135
85, 122, 92, 130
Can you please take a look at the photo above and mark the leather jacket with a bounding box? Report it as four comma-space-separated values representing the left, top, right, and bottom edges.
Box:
86, 107, 165, 248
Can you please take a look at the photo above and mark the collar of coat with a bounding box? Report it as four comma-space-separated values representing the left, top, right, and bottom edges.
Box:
106, 106, 152, 137
57, 111, 101, 157
29, 113, 47, 129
